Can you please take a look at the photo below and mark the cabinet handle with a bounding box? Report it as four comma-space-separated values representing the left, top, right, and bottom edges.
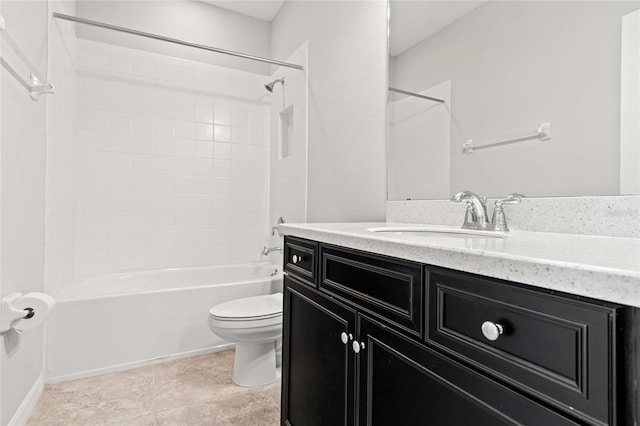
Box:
481, 321, 504, 341
340, 332, 353, 344
352, 340, 365, 354
292, 254, 304, 264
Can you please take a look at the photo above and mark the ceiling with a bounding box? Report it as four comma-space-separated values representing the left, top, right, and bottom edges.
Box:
390, 1, 486, 56
199, 0, 486, 55
199, 0, 285, 21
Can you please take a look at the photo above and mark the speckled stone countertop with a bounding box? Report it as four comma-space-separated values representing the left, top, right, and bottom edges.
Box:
279, 222, 640, 308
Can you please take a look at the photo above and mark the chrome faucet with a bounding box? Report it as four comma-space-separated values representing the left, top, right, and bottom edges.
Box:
451, 191, 524, 232
451, 191, 490, 229
262, 246, 282, 256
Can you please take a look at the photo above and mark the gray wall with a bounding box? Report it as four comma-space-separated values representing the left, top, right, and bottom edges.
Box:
76, 0, 272, 74
271, 1, 388, 222
0, 0, 48, 423
392, 1, 639, 198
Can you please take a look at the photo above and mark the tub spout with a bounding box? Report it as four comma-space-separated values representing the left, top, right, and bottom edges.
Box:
262, 246, 282, 256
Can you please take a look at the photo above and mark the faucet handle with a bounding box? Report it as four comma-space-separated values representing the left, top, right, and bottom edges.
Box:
492, 194, 524, 232
496, 193, 524, 206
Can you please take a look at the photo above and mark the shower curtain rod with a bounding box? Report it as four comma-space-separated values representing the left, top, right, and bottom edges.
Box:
52, 12, 304, 71
389, 87, 445, 103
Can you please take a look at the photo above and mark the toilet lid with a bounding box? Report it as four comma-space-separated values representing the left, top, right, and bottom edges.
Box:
209, 292, 283, 321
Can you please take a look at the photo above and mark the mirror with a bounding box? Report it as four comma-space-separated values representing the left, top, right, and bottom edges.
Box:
388, 1, 640, 200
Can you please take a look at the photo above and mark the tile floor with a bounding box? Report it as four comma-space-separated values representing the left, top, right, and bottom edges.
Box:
28, 350, 281, 426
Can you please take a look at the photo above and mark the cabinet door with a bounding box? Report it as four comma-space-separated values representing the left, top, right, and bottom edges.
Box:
282, 275, 357, 426
357, 317, 582, 426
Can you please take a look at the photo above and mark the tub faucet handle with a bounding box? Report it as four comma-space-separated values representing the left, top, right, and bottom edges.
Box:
271, 217, 286, 236
262, 246, 282, 256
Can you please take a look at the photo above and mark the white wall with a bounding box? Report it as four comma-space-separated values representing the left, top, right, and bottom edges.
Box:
0, 0, 48, 423
392, 1, 640, 198
620, 9, 640, 194
74, 39, 270, 277
388, 82, 451, 200
271, 1, 387, 222
75, 0, 272, 75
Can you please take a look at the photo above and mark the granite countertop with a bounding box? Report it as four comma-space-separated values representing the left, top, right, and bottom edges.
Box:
279, 222, 640, 308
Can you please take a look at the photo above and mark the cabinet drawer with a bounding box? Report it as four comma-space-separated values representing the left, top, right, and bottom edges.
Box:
320, 245, 423, 336
360, 316, 583, 426
284, 236, 317, 286
426, 267, 622, 426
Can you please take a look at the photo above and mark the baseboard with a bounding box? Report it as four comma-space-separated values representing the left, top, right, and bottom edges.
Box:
8, 374, 44, 426
46, 343, 234, 385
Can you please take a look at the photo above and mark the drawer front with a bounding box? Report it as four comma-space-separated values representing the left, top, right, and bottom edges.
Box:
359, 316, 583, 426
426, 267, 621, 426
320, 245, 423, 336
284, 236, 317, 286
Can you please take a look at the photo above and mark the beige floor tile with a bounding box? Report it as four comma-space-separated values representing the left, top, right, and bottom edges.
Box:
106, 413, 157, 426
156, 387, 278, 426
153, 351, 243, 410
28, 366, 155, 426
263, 382, 282, 408
28, 350, 281, 426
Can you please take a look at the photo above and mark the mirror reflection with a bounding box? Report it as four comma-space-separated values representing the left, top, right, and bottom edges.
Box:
388, 1, 640, 200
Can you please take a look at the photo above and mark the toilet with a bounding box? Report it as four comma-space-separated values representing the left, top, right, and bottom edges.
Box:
208, 292, 283, 387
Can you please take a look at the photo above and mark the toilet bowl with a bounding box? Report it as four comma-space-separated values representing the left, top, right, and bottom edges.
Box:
208, 292, 283, 387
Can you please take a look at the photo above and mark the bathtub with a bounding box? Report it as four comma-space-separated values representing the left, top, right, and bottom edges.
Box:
46, 263, 283, 383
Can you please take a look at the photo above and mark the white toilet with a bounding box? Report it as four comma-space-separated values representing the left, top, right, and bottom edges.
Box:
208, 292, 283, 387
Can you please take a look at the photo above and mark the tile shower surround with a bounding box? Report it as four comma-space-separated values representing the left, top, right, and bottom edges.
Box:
75, 40, 271, 277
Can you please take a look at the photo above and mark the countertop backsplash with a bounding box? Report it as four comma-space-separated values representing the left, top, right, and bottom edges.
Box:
387, 195, 640, 239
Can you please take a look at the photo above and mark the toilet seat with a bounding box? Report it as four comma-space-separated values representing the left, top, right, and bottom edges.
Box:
209, 293, 283, 329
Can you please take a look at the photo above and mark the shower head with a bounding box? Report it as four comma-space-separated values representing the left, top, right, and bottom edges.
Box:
264, 77, 285, 93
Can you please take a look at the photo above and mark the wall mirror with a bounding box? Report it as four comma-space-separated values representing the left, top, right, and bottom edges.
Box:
388, 1, 640, 200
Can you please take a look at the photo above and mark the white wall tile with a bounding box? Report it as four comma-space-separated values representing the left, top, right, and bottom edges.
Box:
175, 120, 195, 139
214, 125, 231, 142
154, 118, 175, 138
175, 139, 196, 157
133, 96, 155, 116
154, 137, 176, 155
133, 135, 154, 154
196, 95, 214, 124
109, 49, 133, 74
133, 53, 155, 77
72, 41, 271, 276
233, 127, 249, 145
175, 157, 196, 175
195, 123, 214, 141
81, 43, 109, 70
214, 102, 231, 126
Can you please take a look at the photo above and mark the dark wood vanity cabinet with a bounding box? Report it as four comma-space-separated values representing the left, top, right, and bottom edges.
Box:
281, 236, 636, 426
281, 275, 356, 426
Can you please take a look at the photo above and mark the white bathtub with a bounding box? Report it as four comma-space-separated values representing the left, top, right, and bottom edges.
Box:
46, 263, 283, 383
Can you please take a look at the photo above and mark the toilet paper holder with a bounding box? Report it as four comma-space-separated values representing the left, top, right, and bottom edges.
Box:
0, 292, 55, 334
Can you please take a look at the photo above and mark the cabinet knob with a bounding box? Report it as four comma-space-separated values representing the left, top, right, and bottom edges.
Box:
352, 341, 365, 354
292, 254, 303, 264
481, 321, 504, 341
340, 332, 353, 344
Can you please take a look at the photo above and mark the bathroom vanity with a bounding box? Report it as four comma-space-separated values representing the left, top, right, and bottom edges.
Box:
279, 224, 640, 426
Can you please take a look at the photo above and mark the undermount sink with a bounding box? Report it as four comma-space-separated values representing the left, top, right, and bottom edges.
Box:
366, 226, 508, 239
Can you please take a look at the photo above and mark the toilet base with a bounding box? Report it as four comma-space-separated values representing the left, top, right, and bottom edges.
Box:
232, 341, 277, 387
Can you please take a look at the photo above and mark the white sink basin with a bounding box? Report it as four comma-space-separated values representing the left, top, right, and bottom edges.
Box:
367, 226, 507, 239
